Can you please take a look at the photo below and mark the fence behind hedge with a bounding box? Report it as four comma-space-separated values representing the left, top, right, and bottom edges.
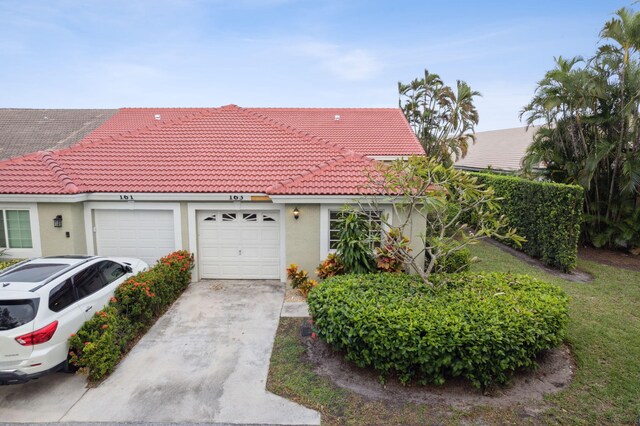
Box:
470, 172, 584, 272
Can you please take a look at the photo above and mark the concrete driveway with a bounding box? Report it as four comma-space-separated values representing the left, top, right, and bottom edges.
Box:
0, 280, 320, 425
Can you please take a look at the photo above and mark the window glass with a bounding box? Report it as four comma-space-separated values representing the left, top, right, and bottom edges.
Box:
0, 299, 38, 330
222, 213, 237, 221
243, 213, 257, 222
329, 210, 383, 250
97, 261, 127, 284
74, 264, 105, 299
48, 278, 77, 312
5, 210, 32, 249
0, 263, 67, 282
0, 213, 6, 247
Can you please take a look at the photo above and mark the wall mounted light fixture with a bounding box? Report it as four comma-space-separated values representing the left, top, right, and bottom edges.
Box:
293, 207, 300, 220
53, 215, 63, 228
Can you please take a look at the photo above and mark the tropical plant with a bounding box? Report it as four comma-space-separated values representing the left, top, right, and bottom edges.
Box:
360, 156, 523, 286
375, 228, 411, 272
316, 253, 345, 279
521, 7, 640, 250
399, 69, 481, 166
334, 207, 376, 274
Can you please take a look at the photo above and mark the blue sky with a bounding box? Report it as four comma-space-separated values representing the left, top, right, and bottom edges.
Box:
0, 1, 631, 130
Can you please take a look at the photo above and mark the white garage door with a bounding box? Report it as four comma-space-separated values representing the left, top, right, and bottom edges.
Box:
197, 210, 280, 279
94, 209, 176, 266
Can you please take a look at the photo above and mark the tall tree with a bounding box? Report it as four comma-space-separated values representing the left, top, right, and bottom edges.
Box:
521, 7, 640, 249
399, 69, 481, 167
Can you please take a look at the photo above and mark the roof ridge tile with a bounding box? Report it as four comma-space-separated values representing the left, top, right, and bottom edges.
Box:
38, 151, 79, 194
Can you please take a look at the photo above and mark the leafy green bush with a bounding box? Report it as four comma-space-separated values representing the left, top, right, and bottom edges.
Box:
470, 172, 583, 271
307, 272, 569, 389
68, 305, 132, 381
68, 250, 194, 381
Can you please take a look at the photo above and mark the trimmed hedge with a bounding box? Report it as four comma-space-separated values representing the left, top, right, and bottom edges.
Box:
69, 251, 193, 381
470, 172, 583, 271
307, 273, 569, 389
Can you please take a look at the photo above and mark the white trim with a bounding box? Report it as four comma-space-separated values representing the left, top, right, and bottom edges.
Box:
271, 195, 372, 204
319, 203, 392, 260
187, 202, 286, 283
0, 203, 42, 259
368, 155, 409, 161
83, 202, 182, 257
0, 194, 89, 203
0, 193, 396, 204
0, 193, 269, 203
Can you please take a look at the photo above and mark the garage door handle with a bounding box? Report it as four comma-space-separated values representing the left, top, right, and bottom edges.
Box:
239, 249, 242, 255
85, 305, 93, 312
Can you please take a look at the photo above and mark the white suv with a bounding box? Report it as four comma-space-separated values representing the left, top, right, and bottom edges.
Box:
0, 255, 148, 384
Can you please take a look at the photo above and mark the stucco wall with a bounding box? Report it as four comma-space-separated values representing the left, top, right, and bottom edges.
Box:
180, 201, 190, 251
285, 204, 320, 279
37, 203, 87, 256
393, 207, 426, 271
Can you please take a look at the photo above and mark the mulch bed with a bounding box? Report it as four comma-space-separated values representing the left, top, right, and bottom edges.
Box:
303, 326, 575, 410
579, 246, 640, 272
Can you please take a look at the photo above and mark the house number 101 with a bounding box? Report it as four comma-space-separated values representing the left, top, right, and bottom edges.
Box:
119, 195, 134, 200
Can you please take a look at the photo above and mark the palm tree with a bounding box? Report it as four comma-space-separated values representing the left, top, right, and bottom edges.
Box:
399, 69, 481, 167
521, 7, 640, 249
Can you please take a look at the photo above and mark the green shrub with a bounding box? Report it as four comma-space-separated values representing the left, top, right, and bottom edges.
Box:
68, 250, 194, 381
68, 305, 132, 381
0, 258, 23, 271
469, 172, 583, 271
307, 272, 569, 389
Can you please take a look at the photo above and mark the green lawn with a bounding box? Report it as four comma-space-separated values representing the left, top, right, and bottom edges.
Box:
267, 242, 640, 425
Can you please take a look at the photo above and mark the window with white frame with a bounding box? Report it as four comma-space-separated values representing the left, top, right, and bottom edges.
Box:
0, 210, 33, 249
328, 209, 383, 251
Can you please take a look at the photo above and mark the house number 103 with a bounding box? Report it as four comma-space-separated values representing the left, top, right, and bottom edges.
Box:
229, 195, 244, 201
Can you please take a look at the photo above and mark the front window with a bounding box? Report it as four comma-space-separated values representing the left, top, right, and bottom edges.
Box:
329, 209, 383, 250
0, 210, 33, 249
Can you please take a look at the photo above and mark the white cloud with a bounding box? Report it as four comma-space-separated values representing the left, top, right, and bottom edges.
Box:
292, 41, 381, 81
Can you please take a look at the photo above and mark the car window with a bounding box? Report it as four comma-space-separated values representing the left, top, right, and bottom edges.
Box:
0, 299, 38, 330
73, 264, 106, 299
48, 278, 77, 312
0, 263, 67, 282
97, 261, 127, 284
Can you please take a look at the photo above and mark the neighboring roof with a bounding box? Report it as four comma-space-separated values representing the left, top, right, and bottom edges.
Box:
454, 126, 538, 172
0, 105, 421, 196
0, 109, 116, 161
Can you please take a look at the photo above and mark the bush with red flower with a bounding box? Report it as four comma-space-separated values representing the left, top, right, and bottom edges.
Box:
68, 250, 194, 381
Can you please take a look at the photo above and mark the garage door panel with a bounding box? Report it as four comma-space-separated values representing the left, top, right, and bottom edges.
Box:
197, 210, 280, 279
95, 209, 176, 267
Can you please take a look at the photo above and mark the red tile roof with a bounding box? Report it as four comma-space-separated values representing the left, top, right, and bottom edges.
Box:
0, 105, 423, 195
251, 108, 422, 156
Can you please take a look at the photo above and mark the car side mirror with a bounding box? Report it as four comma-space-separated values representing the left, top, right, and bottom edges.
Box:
125, 265, 133, 273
